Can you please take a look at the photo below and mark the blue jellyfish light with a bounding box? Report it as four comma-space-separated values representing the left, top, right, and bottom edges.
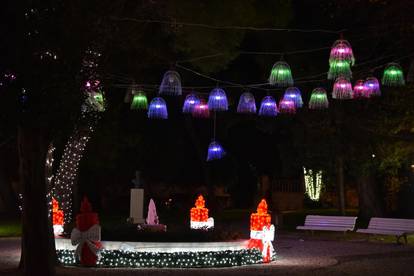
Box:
182, 93, 200, 113
208, 88, 228, 111
283, 87, 303, 108
237, 92, 256, 114
207, 141, 226, 161
364, 77, 381, 97
148, 97, 168, 119
159, 70, 182, 96
258, 96, 278, 117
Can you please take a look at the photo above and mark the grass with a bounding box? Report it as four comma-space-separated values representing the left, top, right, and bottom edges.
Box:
0, 218, 21, 237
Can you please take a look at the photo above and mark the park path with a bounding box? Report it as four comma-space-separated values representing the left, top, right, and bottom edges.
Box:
1, 234, 414, 275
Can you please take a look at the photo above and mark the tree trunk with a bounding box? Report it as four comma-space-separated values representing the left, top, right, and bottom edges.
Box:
357, 174, 384, 219
18, 126, 56, 276
336, 155, 346, 215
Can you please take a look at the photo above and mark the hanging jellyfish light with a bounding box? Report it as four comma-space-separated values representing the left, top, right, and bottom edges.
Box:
332, 77, 353, 99
192, 99, 210, 119
130, 91, 148, 110
206, 141, 225, 161
364, 77, 381, 97
182, 93, 200, 113
268, 61, 294, 87
283, 87, 303, 108
148, 97, 168, 119
308, 88, 329, 110
329, 39, 355, 65
237, 92, 256, 114
328, 60, 352, 80
278, 99, 296, 114
382, 63, 405, 87
258, 96, 278, 117
208, 88, 228, 111
353, 80, 368, 98
159, 70, 182, 95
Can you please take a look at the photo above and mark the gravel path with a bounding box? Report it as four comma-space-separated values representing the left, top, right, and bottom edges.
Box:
1, 234, 414, 276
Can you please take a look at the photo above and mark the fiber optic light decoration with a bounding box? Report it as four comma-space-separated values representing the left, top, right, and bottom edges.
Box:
353, 79, 368, 98
190, 195, 214, 230
382, 63, 405, 87
278, 99, 296, 114
182, 93, 200, 113
207, 141, 225, 161
237, 92, 256, 114
332, 77, 353, 99
303, 167, 323, 201
159, 70, 182, 95
327, 60, 352, 80
248, 199, 275, 263
208, 88, 228, 111
364, 77, 381, 97
309, 88, 329, 110
283, 87, 303, 108
56, 248, 263, 268
192, 99, 210, 118
329, 39, 355, 66
148, 97, 168, 119
268, 61, 294, 87
258, 96, 278, 117
130, 91, 148, 110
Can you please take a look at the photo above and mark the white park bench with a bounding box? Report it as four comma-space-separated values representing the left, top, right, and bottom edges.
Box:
296, 215, 357, 234
356, 217, 414, 244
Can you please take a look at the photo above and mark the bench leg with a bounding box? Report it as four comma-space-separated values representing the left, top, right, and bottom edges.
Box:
404, 234, 408, 244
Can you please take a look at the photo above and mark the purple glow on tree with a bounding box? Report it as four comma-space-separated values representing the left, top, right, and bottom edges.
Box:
208, 88, 228, 111
207, 141, 226, 161
283, 87, 303, 108
329, 39, 355, 65
258, 96, 278, 117
148, 97, 168, 119
353, 79, 368, 98
192, 99, 210, 118
182, 93, 200, 113
332, 77, 353, 100
237, 92, 256, 114
159, 70, 182, 95
364, 77, 381, 97
278, 99, 296, 114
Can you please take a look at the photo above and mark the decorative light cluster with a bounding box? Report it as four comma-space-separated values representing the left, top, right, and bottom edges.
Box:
332, 77, 353, 99
190, 195, 214, 230
250, 199, 271, 233
328, 39, 355, 80
56, 248, 263, 268
130, 90, 148, 110
237, 92, 256, 114
259, 96, 278, 117
208, 88, 228, 111
303, 167, 323, 201
182, 93, 200, 113
148, 97, 168, 119
159, 70, 182, 96
192, 99, 210, 118
382, 63, 405, 87
52, 198, 64, 236
268, 61, 294, 87
206, 141, 225, 161
283, 87, 303, 108
308, 88, 329, 109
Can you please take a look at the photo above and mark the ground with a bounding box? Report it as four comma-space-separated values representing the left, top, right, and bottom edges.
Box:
1, 232, 414, 275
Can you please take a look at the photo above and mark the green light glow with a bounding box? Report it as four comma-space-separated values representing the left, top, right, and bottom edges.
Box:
308, 88, 328, 110
303, 167, 323, 201
130, 92, 148, 110
269, 61, 293, 87
327, 60, 352, 80
382, 63, 405, 87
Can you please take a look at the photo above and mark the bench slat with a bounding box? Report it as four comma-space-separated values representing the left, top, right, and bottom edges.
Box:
297, 215, 357, 232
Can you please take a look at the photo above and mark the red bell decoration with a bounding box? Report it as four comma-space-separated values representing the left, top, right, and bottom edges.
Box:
71, 197, 101, 266
248, 199, 275, 263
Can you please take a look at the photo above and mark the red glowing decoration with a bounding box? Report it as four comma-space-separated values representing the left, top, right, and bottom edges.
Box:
52, 197, 64, 236
190, 195, 214, 229
250, 199, 271, 231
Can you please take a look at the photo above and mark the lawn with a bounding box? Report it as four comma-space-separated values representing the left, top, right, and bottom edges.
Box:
0, 217, 21, 237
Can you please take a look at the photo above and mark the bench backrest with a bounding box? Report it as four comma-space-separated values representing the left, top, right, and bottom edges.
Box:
368, 217, 414, 232
304, 215, 357, 229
